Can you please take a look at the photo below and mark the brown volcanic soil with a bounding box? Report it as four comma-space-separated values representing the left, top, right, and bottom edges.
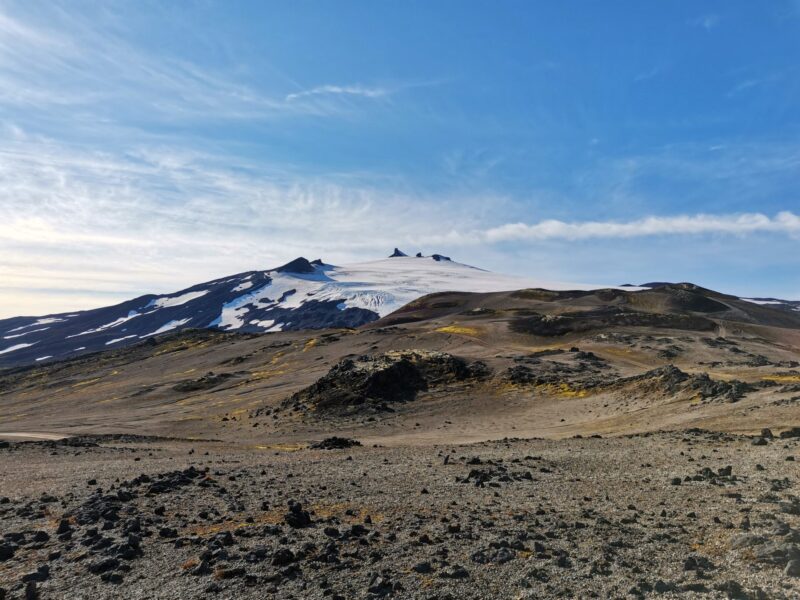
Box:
1, 286, 799, 598
1, 285, 798, 444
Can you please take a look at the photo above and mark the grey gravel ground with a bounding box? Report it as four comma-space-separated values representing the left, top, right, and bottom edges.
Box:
1, 430, 799, 599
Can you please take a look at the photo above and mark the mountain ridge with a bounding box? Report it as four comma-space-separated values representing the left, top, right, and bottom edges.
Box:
4, 253, 797, 369
0, 252, 579, 367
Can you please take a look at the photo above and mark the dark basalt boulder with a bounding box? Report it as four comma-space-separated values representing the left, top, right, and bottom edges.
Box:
173, 372, 234, 392
310, 437, 362, 450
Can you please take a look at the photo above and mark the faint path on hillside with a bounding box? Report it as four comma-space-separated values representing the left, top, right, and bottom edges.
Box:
0, 432, 69, 441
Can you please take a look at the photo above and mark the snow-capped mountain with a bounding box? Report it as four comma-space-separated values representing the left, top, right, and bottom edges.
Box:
0, 251, 608, 368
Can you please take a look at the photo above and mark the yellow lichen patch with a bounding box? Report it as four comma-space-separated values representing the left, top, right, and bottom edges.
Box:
71, 377, 103, 388
691, 529, 730, 558
184, 513, 282, 537
173, 368, 197, 376
762, 374, 800, 383
535, 382, 589, 399
184, 503, 385, 539
248, 368, 286, 382
303, 338, 318, 352
253, 443, 305, 452
600, 347, 633, 356
435, 325, 479, 336
308, 502, 385, 524
96, 396, 121, 404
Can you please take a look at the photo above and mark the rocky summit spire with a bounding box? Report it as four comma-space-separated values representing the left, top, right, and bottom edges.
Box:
389, 248, 408, 257
274, 257, 317, 273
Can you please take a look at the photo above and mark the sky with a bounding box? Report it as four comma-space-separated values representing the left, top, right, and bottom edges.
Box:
0, 0, 799, 318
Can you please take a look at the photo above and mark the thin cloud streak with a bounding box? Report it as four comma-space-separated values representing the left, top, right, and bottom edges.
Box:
484, 212, 800, 242
0, 6, 397, 121
286, 84, 388, 102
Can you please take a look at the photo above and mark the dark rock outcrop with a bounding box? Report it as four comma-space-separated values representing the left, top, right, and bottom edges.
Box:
284, 350, 490, 412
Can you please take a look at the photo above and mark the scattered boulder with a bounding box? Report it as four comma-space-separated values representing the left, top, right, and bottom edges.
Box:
284, 501, 312, 528
310, 437, 362, 450
173, 372, 234, 392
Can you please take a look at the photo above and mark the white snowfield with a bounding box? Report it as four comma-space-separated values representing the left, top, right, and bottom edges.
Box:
213, 256, 621, 331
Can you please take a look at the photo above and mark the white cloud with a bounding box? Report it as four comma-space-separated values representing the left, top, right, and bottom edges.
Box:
484, 212, 800, 242
690, 14, 720, 30
286, 84, 388, 102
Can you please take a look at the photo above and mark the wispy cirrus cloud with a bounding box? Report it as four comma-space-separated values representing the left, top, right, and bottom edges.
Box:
0, 5, 403, 121
286, 84, 389, 102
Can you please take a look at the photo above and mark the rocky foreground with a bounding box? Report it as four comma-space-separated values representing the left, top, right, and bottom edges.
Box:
1, 430, 799, 599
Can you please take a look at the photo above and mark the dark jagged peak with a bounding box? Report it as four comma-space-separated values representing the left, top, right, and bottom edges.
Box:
310, 258, 326, 266
389, 248, 408, 258
431, 253, 452, 262
415, 252, 423, 257
274, 257, 317, 274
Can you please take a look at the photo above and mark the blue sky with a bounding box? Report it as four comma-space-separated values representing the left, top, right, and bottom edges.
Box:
0, 0, 799, 317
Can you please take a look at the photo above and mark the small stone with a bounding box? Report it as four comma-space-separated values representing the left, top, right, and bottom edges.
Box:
271, 548, 295, 566
87, 557, 119, 574
21, 566, 49, 583
786, 559, 800, 577
56, 519, 71, 535
31, 531, 49, 543
413, 561, 433, 573
0, 545, 14, 561
24, 581, 37, 600
440, 565, 468, 579
283, 501, 311, 528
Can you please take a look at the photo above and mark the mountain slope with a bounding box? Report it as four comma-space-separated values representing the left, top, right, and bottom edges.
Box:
0, 253, 599, 368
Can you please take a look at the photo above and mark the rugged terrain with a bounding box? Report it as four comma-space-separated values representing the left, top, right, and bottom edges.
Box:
0, 253, 559, 368
1, 282, 799, 598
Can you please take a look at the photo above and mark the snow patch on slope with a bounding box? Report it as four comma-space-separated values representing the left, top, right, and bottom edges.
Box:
67, 311, 141, 338
741, 298, 785, 306
142, 318, 192, 337
106, 335, 138, 345
6, 317, 66, 333
0, 342, 38, 355
3, 327, 50, 340
147, 290, 209, 309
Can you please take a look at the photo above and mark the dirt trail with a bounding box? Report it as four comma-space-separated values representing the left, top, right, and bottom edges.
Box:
0, 432, 69, 441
